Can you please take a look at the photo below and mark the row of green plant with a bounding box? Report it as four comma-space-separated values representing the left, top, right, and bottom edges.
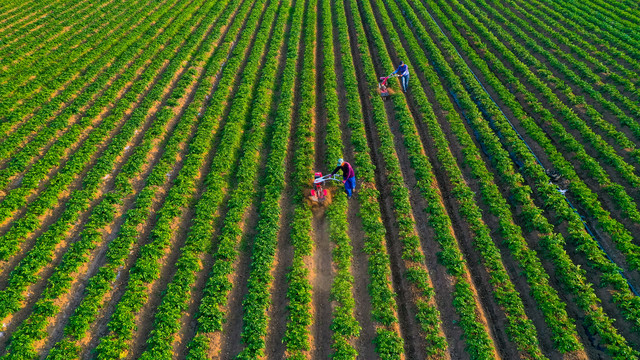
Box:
516, 0, 639, 80
0, 0, 172, 165
281, 0, 315, 356
0, 0, 171, 167
0, 0, 90, 48
0, 0, 154, 153
233, 3, 308, 358
92, 0, 279, 357
583, 0, 639, 29
0, 0, 48, 33
232, 3, 306, 359
423, 0, 640, 356
588, 0, 640, 26
0, 0, 49, 35
43, 0, 253, 356
0, 0, 48, 21
321, 0, 360, 357
364, 0, 560, 356
0, 0, 154, 130
440, 0, 640, 331
0, 0, 218, 322
0, 1, 225, 358
0, 0, 193, 260
462, 2, 640, 194
381, 0, 585, 355
488, 0, 640, 144
505, 0, 640, 105
333, 0, 414, 357
143, 0, 291, 357
557, 0, 640, 48
453, 0, 640, 272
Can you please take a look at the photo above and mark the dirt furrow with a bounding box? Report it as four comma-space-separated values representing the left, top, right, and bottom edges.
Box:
263, 189, 296, 359
330, 1, 377, 356
305, 0, 336, 356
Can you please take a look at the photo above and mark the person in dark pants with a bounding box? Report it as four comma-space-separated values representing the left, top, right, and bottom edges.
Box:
331, 158, 356, 199
391, 60, 410, 92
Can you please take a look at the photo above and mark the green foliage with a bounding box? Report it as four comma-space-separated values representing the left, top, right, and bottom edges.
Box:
1, 0, 234, 356
420, 0, 640, 356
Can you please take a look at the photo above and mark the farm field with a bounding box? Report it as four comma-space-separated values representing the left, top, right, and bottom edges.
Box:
1, 0, 640, 358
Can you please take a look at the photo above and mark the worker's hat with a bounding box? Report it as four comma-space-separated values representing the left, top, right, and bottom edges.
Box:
337, 158, 344, 167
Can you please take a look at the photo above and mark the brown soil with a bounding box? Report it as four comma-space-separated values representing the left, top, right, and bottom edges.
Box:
331, 0, 377, 356
214, 202, 260, 359
309, 211, 334, 359
308, 0, 337, 355
263, 189, 295, 359
260, 5, 303, 352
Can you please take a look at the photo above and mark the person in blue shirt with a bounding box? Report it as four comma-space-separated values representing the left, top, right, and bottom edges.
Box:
391, 61, 409, 92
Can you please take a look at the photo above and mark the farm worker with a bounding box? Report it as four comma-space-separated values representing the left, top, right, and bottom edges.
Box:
331, 158, 356, 199
391, 60, 409, 92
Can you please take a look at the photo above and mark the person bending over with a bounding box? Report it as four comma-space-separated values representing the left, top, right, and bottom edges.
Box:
391, 60, 410, 92
331, 158, 356, 199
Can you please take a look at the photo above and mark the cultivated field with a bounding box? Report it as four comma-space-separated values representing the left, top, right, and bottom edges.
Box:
1, 0, 640, 359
